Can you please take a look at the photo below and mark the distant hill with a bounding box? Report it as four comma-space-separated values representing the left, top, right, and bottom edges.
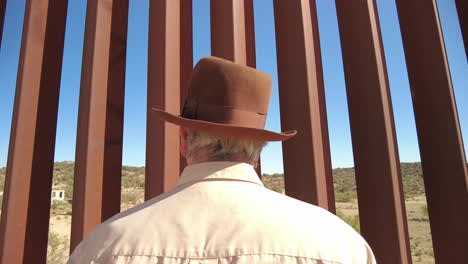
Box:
0, 162, 425, 202
263, 162, 425, 201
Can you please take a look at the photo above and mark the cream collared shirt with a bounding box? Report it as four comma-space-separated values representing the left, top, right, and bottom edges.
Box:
68, 162, 376, 264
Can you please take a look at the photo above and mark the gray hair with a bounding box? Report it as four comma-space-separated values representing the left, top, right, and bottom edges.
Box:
185, 128, 266, 163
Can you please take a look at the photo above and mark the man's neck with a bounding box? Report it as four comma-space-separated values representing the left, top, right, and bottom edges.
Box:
186, 145, 254, 166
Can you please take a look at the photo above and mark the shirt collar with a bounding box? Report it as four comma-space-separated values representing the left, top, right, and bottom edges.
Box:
176, 161, 264, 188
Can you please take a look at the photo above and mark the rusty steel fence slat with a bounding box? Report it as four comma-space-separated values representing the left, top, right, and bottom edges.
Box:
180, 0, 193, 107
244, 0, 256, 68
179, 0, 193, 172
70, 0, 129, 251
243, 0, 262, 177
210, 0, 247, 64
395, 0, 468, 262
335, 0, 412, 263
145, 0, 187, 200
0, 0, 6, 50
210, 0, 262, 176
273, 0, 335, 212
0, 0, 68, 262
455, 0, 468, 60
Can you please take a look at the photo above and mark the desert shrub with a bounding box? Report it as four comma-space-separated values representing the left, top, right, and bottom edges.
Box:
121, 191, 142, 206
122, 174, 144, 189
261, 174, 285, 194
336, 210, 360, 233
335, 191, 357, 203
52, 162, 75, 200
51, 200, 72, 215
269, 173, 283, 177
64, 184, 73, 201
332, 163, 426, 201
421, 204, 428, 218
265, 183, 284, 194
123, 166, 145, 174
0, 168, 5, 191
122, 166, 145, 189
47, 231, 68, 264
400, 163, 426, 198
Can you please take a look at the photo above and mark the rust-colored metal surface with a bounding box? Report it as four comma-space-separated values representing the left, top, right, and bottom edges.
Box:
180, 0, 193, 109
210, 0, 247, 64
210, 0, 262, 176
455, 0, 468, 60
273, 0, 335, 212
179, 0, 193, 172
335, 0, 411, 262
0, 0, 67, 263
244, 0, 256, 68
0, 0, 6, 49
145, 0, 184, 200
70, 0, 128, 251
395, 1, 468, 262
243, 0, 262, 177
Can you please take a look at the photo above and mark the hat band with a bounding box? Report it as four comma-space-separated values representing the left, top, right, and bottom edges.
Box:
183, 101, 267, 129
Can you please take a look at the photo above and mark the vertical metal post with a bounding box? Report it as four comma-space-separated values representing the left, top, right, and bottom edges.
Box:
0, 0, 67, 263
180, 0, 193, 172
243, 0, 262, 177
70, 0, 128, 251
0, 0, 6, 49
180, 0, 193, 108
210, 0, 261, 176
244, 0, 256, 68
146, 0, 183, 199
455, 0, 468, 60
335, 0, 411, 262
273, 0, 335, 212
210, 0, 247, 63
395, 1, 468, 262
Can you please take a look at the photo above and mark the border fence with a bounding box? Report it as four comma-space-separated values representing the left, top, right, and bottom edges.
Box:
0, 0, 467, 263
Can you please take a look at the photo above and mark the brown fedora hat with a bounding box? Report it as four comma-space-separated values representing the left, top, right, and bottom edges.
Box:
152, 56, 296, 141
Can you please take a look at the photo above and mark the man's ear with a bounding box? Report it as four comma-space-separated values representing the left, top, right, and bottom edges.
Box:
180, 127, 188, 158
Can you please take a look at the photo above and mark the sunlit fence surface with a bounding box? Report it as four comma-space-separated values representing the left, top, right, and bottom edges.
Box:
0, 0, 467, 263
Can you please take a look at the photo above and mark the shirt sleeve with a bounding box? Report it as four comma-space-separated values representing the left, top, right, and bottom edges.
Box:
364, 242, 377, 264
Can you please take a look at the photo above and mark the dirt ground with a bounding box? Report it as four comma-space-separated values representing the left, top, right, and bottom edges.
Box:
404, 196, 434, 264
49, 195, 434, 264
336, 196, 434, 264
50, 215, 72, 239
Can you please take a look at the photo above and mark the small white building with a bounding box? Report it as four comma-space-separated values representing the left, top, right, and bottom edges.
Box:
51, 189, 65, 201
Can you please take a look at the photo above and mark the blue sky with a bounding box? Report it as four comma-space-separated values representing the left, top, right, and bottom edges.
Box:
0, 0, 466, 174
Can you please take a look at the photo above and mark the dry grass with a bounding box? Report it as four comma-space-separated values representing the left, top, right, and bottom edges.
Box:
121, 187, 145, 210
48, 196, 435, 264
0, 163, 437, 263
262, 174, 435, 264
48, 215, 71, 263
405, 196, 434, 264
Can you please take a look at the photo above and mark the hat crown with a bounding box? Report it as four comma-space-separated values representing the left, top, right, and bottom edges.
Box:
151, 56, 296, 141
183, 56, 272, 129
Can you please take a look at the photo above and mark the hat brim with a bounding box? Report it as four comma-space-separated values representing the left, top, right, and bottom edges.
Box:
152, 108, 296, 141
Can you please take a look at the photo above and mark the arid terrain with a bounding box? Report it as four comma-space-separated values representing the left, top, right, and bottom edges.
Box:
262, 169, 434, 264
1, 162, 435, 264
